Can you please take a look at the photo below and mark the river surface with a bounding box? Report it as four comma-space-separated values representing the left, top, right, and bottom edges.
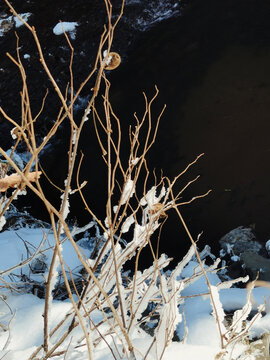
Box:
1, 0, 270, 265
103, 0, 270, 262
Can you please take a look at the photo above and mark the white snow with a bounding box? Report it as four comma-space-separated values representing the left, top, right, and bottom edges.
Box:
0, 13, 31, 37
0, 228, 91, 284
53, 22, 78, 39
14, 13, 31, 28
266, 239, 270, 254
0, 225, 270, 359
83, 107, 91, 122
130, 157, 140, 165
0, 293, 72, 355
60, 192, 70, 224
10, 128, 17, 140
121, 214, 135, 233
103, 50, 112, 66
0, 216, 6, 232
72, 129, 77, 144
120, 178, 135, 205
231, 255, 240, 262
140, 185, 166, 207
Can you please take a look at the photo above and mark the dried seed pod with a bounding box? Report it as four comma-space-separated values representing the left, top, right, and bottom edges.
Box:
149, 203, 167, 218
104, 52, 121, 70
0, 171, 42, 192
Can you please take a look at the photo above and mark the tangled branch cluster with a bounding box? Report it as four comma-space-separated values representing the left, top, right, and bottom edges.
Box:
0, 1, 265, 360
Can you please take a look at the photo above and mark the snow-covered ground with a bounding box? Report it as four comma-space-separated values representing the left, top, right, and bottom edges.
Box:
0, 221, 270, 360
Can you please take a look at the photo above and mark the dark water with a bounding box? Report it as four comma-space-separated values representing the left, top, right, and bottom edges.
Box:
106, 0, 270, 262
2, 0, 270, 266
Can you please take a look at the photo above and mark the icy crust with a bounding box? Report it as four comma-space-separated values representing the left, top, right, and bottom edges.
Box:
124, 0, 181, 31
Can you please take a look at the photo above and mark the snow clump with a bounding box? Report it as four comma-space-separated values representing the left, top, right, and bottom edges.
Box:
53, 21, 78, 39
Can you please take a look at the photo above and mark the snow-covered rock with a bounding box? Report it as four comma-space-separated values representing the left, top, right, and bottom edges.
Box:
240, 252, 270, 281
219, 226, 262, 256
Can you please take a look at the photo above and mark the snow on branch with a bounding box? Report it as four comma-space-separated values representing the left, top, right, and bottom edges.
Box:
120, 178, 135, 206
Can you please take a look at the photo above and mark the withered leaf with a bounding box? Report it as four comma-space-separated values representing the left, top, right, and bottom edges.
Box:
0, 171, 42, 192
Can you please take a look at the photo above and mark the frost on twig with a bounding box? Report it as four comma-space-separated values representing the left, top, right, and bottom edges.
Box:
210, 285, 227, 346
120, 178, 135, 206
